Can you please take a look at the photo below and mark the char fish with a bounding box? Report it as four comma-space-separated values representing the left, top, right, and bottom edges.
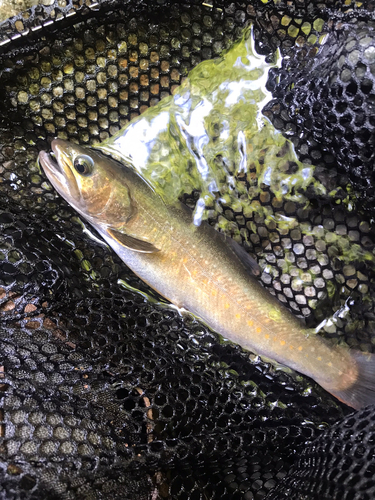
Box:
39, 139, 375, 409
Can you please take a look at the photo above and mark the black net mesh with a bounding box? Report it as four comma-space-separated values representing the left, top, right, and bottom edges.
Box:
267, 405, 375, 500
263, 12, 375, 215
1, 1, 375, 499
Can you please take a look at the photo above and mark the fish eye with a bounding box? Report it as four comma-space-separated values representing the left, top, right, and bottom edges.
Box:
73, 155, 94, 176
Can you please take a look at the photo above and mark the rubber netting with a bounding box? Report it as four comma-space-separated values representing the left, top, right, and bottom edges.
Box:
267, 405, 375, 500
1, 1, 375, 499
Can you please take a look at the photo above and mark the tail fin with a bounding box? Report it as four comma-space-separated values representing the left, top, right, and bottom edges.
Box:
329, 350, 375, 410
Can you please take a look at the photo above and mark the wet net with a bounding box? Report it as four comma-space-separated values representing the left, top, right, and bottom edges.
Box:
1, 1, 375, 499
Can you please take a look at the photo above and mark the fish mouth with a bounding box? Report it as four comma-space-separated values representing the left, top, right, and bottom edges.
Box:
39, 139, 81, 203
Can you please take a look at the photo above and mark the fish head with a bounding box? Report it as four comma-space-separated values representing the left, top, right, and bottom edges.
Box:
39, 139, 135, 226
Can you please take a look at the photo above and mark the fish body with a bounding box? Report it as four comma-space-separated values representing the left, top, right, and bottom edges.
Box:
39, 139, 375, 410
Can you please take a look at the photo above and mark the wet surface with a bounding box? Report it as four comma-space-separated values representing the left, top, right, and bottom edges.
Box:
0, 0, 41, 23
1, 1, 375, 499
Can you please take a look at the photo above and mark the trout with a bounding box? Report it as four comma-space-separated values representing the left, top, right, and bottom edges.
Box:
39, 139, 375, 409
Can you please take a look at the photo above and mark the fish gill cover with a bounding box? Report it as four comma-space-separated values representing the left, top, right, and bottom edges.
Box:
0, 0, 375, 499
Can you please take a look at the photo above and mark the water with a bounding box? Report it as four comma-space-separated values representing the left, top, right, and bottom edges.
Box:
97, 25, 323, 229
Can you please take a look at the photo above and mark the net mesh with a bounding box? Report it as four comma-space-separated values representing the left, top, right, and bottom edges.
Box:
267, 406, 375, 500
1, 1, 375, 499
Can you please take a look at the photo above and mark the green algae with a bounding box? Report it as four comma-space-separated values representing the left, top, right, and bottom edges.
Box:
97, 26, 325, 227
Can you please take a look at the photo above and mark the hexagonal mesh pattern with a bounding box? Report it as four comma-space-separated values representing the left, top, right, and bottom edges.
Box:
0, 1, 375, 499
263, 12, 375, 214
267, 406, 375, 500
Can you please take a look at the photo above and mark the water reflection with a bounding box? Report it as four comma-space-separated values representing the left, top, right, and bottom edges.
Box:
97, 26, 320, 227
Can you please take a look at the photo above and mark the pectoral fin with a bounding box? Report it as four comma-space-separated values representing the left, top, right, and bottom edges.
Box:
108, 228, 160, 253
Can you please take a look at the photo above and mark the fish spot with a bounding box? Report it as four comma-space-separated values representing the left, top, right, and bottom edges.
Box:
264, 334, 270, 340
235, 314, 241, 320
298, 346, 303, 351
192, 270, 197, 276
317, 356, 322, 361
247, 320, 253, 327
328, 362, 333, 367
289, 345, 294, 350
211, 290, 217, 296
280, 340, 286, 346
225, 303, 230, 309
256, 327, 262, 333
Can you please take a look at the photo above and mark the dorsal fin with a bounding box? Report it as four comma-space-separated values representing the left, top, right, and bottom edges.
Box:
107, 228, 160, 253
222, 234, 261, 276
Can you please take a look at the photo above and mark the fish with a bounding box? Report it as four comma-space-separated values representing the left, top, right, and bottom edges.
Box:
39, 139, 375, 410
